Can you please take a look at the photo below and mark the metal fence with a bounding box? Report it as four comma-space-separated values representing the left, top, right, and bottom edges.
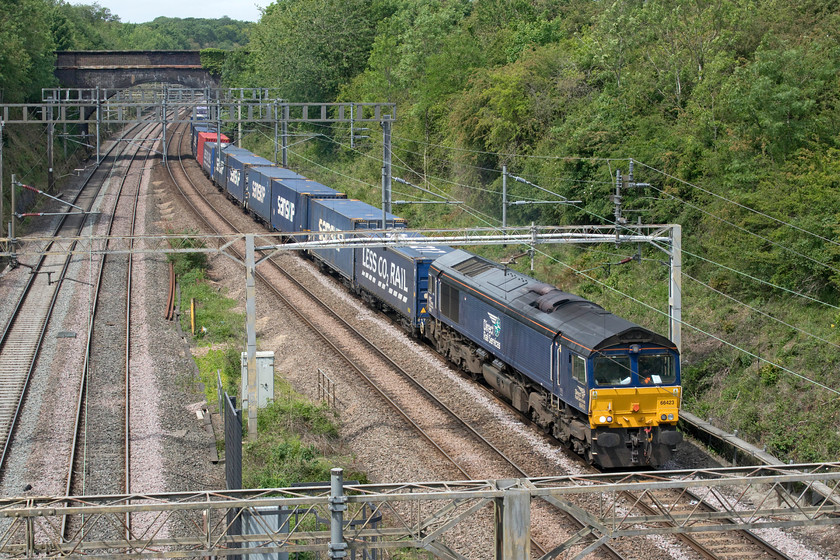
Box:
6, 465, 840, 558
224, 391, 243, 559
225, 391, 242, 491
317, 368, 340, 410
217, 370, 225, 417
217, 372, 383, 559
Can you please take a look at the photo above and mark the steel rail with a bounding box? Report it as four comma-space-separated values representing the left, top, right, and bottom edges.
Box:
164, 261, 176, 320
619, 486, 792, 560
163, 122, 542, 555
63, 119, 159, 541
0, 120, 151, 478
166, 123, 492, 480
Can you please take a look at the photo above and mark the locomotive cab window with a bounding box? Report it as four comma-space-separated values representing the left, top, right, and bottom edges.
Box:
572, 355, 586, 384
594, 355, 631, 386
638, 354, 676, 384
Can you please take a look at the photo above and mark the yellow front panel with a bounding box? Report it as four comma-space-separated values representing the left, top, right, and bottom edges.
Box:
589, 387, 681, 429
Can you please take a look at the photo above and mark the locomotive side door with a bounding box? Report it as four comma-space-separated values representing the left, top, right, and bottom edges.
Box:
429, 273, 440, 313
557, 345, 588, 411
552, 339, 563, 400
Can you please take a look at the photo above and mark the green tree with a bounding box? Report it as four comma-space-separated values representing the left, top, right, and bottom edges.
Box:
250, 0, 379, 101
51, 1, 123, 50
115, 17, 251, 50
0, 0, 56, 101
721, 38, 839, 163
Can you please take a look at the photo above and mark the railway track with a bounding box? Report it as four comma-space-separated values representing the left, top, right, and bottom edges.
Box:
616, 484, 791, 560
62, 119, 160, 542
162, 123, 630, 559
468, 363, 796, 559
0, 120, 151, 479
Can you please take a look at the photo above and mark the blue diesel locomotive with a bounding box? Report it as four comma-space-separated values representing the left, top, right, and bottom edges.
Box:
425, 250, 681, 468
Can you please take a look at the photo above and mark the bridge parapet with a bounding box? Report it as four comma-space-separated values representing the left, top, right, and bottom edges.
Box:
55, 50, 217, 91
56, 50, 202, 68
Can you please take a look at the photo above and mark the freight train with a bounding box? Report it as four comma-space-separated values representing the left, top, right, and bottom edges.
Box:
189, 123, 682, 468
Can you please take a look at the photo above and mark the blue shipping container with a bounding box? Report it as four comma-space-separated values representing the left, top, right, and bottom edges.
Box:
270, 178, 344, 235
307, 198, 406, 280
354, 232, 453, 328
202, 142, 229, 177
245, 166, 308, 228
216, 146, 250, 187
225, 153, 273, 204
202, 142, 215, 175
243, 166, 281, 223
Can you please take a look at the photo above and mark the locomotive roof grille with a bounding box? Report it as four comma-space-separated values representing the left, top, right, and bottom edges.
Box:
453, 256, 494, 277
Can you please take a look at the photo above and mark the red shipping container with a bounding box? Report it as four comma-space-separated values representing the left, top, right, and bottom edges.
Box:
196, 131, 230, 167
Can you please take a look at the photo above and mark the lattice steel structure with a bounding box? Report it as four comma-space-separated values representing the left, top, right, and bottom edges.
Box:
0, 464, 838, 559
1, 86, 396, 232
1, 98, 395, 125
0, 225, 673, 257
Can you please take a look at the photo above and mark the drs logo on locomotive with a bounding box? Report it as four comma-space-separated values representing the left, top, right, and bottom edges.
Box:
482, 312, 502, 349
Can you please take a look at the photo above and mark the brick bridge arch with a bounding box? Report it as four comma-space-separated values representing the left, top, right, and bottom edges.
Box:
55, 51, 219, 91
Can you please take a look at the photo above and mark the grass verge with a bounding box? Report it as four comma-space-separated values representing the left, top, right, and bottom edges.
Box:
169, 231, 370, 486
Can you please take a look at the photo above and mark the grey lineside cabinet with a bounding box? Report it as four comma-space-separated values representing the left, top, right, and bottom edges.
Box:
240, 351, 275, 409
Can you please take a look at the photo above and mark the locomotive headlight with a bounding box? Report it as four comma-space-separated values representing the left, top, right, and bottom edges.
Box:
668, 414, 674, 420
607, 415, 613, 423
661, 414, 668, 421
599, 416, 607, 423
